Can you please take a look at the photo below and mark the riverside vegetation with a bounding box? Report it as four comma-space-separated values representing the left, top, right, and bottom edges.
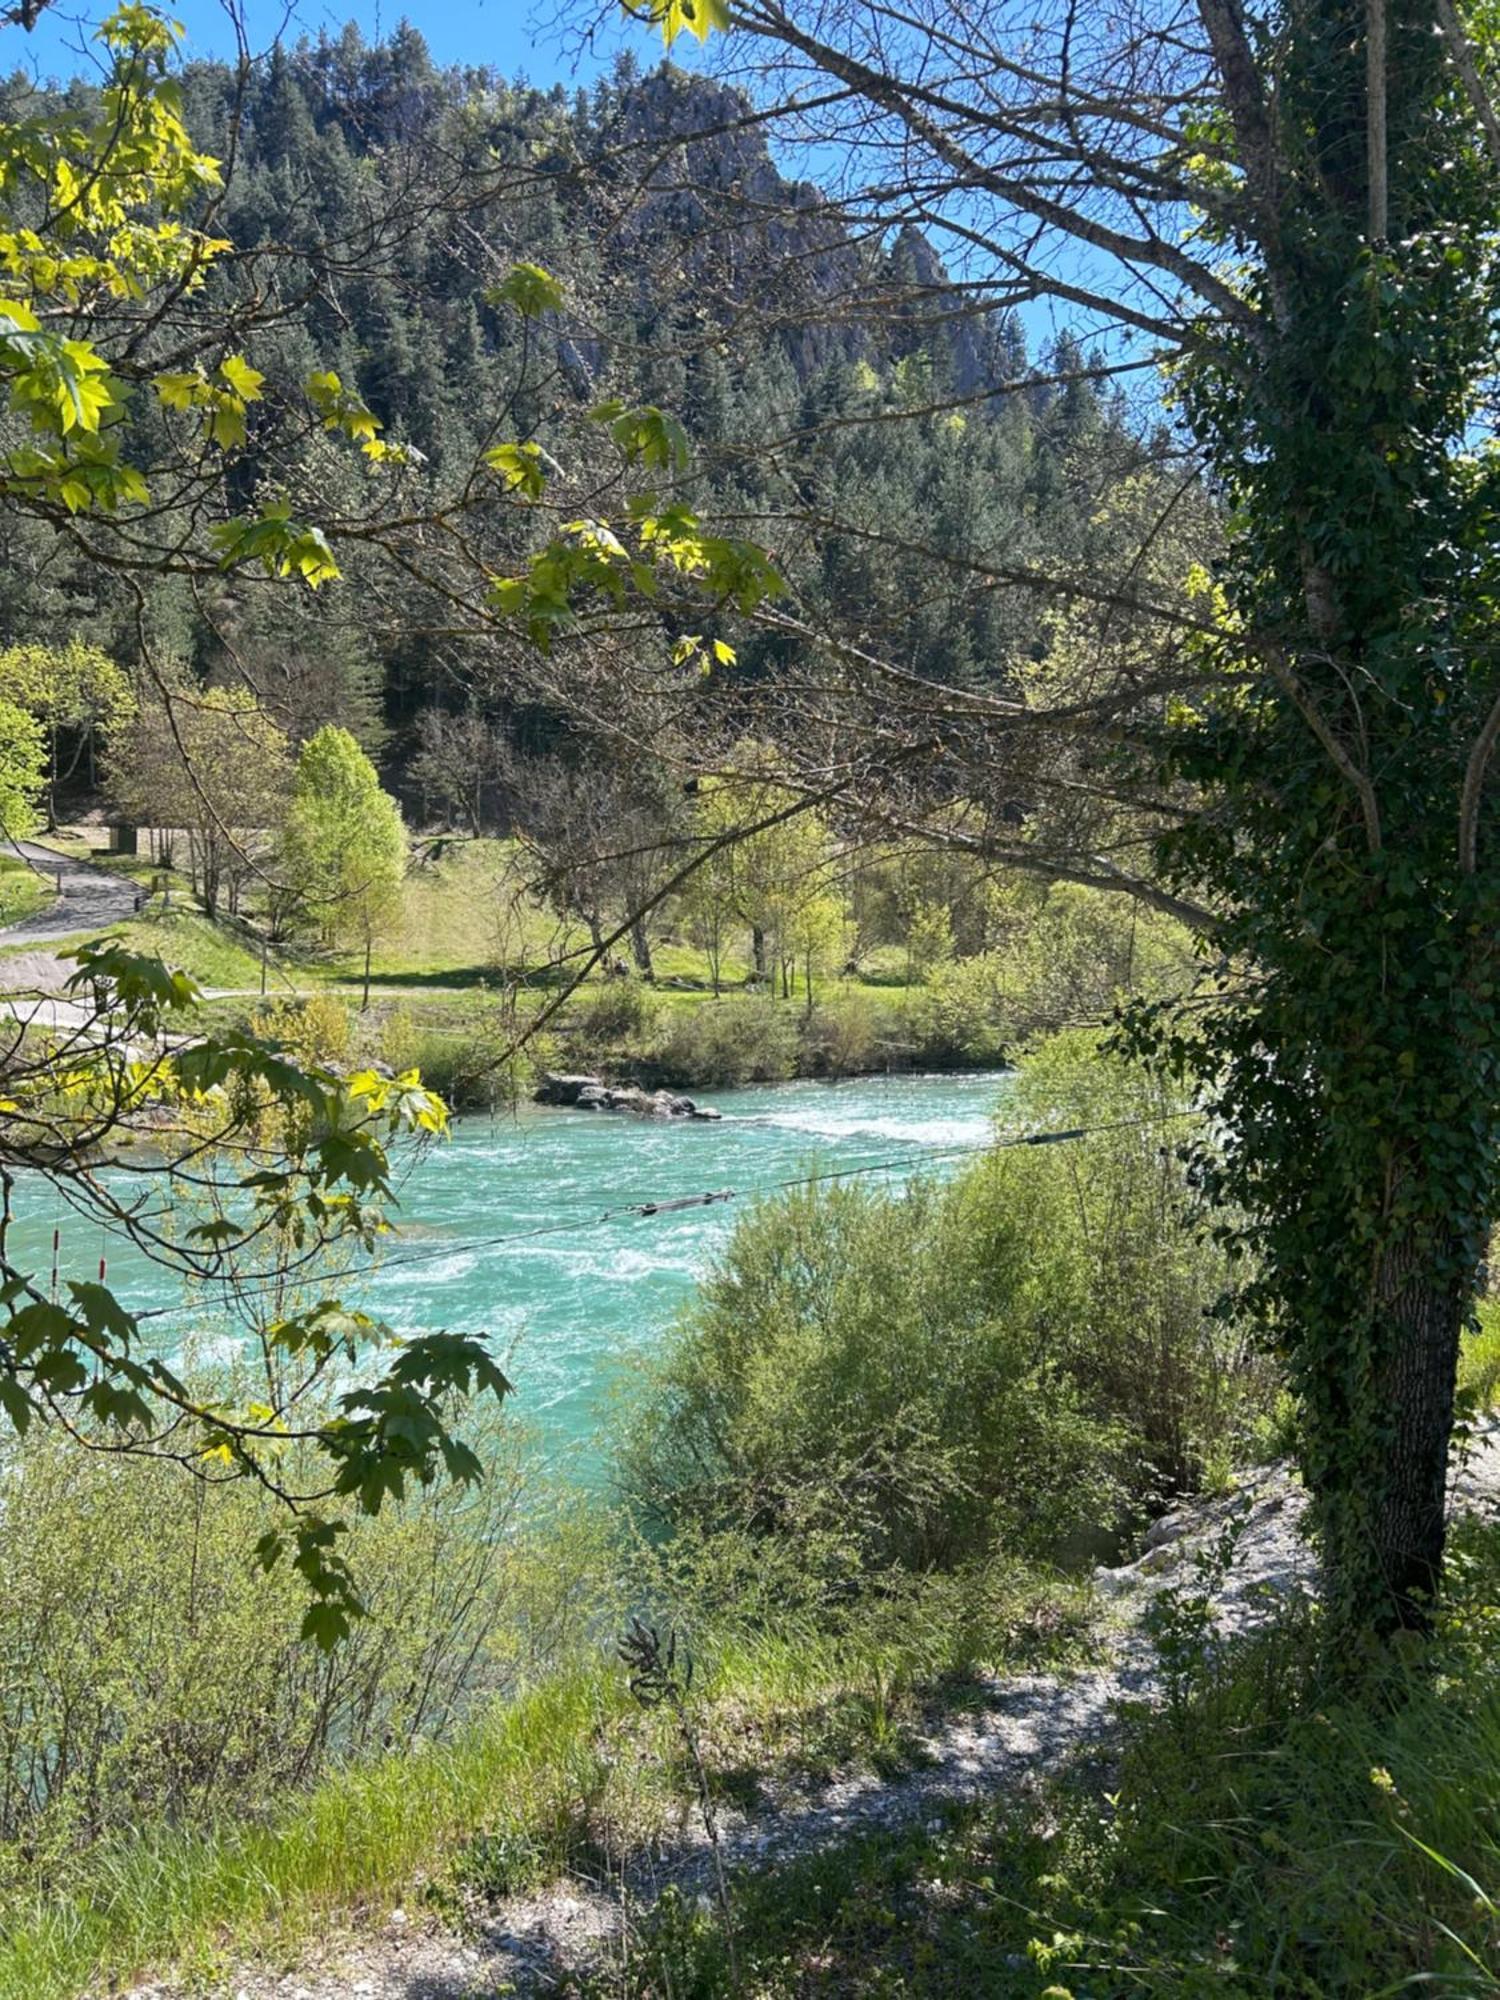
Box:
4, 829, 1499, 1989
3, 813, 1197, 1102
7, 0, 1500, 1994
6, 1027, 1500, 1995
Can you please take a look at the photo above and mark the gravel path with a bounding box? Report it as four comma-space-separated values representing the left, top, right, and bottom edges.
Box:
0, 839, 137, 945
120, 1430, 1500, 2000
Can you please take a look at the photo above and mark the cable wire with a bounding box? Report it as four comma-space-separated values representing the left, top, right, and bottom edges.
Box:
119, 1107, 1203, 1325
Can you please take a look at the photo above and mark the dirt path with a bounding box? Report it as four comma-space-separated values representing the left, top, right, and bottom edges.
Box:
119, 1435, 1500, 2000
0, 839, 137, 946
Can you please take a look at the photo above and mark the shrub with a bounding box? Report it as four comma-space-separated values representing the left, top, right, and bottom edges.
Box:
796, 991, 893, 1075
379, 998, 534, 1109
251, 990, 351, 1065
984, 1030, 1276, 1497
617, 1173, 1126, 1573
0, 1388, 604, 1863
903, 950, 1012, 1066
569, 976, 658, 1052
619, 1033, 1275, 1576
646, 994, 799, 1087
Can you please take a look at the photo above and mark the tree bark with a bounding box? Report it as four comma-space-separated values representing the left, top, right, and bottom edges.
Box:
1368, 1239, 1466, 1626
629, 914, 654, 979
1314, 1200, 1473, 1636
1367, 0, 1389, 242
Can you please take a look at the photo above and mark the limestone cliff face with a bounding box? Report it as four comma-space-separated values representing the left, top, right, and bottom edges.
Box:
596, 65, 1005, 392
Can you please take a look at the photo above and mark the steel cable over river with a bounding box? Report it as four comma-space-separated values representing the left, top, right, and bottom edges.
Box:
7, 1071, 1198, 1474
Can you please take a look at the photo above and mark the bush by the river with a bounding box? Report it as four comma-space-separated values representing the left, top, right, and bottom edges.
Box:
618, 1033, 1274, 1568
619, 1168, 1126, 1570
570, 986, 999, 1088
0, 1393, 606, 1866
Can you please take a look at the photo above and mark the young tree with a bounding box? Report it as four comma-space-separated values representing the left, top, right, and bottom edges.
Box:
904, 898, 956, 988
615, 0, 1500, 1644
110, 682, 292, 919
0, 642, 134, 824
785, 878, 850, 1011
679, 804, 739, 995
281, 726, 408, 1007
0, 696, 46, 840
697, 756, 835, 995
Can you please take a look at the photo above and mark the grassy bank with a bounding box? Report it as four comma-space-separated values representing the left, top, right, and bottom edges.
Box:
0, 833, 1199, 1099
0, 854, 48, 925
0, 1561, 1090, 2000
612, 1529, 1500, 1995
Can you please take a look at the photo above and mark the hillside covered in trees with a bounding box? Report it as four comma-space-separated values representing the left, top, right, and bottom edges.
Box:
12, 0, 1500, 1993
0, 26, 1156, 796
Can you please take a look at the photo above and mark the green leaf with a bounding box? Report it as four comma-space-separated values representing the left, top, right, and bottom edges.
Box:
300, 1600, 354, 1651
484, 440, 547, 499
0, 1375, 33, 1433
218, 354, 264, 400
487, 262, 565, 319
623, 0, 731, 45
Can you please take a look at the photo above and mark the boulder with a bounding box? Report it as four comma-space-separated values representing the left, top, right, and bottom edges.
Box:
533, 1073, 714, 1119
605, 1085, 654, 1116
535, 1073, 602, 1107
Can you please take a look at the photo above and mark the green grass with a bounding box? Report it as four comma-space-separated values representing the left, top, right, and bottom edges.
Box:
2, 1565, 1092, 2000
0, 856, 49, 925
18, 830, 94, 862
1462, 1298, 1500, 1412
614, 1527, 1500, 1997
89, 909, 267, 990
314, 840, 921, 1003
0, 1669, 626, 2000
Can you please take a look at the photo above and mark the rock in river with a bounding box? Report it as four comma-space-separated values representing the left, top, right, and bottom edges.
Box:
534, 1073, 720, 1119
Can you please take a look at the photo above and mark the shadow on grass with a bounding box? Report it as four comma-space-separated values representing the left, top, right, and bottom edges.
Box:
339, 966, 769, 996
331, 963, 589, 993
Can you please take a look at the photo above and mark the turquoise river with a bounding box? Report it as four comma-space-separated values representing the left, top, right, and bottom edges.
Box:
17, 1069, 1011, 1473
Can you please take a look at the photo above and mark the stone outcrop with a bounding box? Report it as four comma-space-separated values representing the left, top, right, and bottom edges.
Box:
534, 1073, 721, 1120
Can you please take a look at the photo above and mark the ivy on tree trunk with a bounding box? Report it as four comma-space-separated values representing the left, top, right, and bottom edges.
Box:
1136, 0, 1500, 1645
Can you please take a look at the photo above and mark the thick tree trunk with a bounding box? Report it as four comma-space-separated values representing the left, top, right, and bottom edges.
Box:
1314, 1207, 1473, 1637
629, 915, 653, 979
1368, 1246, 1465, 1626
751, 925, 767, 979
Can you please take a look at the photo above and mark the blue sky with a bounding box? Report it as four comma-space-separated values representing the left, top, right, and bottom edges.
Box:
4, 0, 639, 85
2, 0, 1132, 367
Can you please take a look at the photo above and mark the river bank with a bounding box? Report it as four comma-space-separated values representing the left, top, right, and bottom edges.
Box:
3, 1069, 1012, 1471
112, 1428, 1500, 2000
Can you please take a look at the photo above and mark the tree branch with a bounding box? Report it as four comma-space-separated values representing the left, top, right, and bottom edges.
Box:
1435, 0, 1500, 169
1458, 682, 1500, 873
